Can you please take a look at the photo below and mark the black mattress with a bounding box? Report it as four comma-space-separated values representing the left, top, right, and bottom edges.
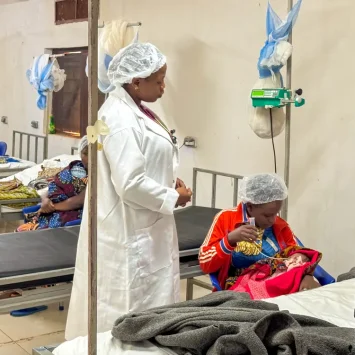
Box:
175, 206, 220, 250
0, 206, 220, 284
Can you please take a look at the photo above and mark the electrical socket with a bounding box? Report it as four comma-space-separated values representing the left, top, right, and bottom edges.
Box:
31, 121, 39, 129
183, 136, 197, 148
1, 116, 8, 124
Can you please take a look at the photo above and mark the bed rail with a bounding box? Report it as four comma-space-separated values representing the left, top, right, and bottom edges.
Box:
186, 168, 244, 300
71, 146, 78, 155
12, 131, 47, 164
0, 198, 41, 221
192, 168, 243, 208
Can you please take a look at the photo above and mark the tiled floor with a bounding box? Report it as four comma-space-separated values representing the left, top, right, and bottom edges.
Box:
0, 221, 21, 234
0, 279, 211, 354
0, 217, 212, 354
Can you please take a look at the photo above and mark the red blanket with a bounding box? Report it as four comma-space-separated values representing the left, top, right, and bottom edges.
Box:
229, 246, 321, 299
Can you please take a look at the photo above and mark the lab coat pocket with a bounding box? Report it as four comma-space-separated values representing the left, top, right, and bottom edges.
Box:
136, 217, 173, 277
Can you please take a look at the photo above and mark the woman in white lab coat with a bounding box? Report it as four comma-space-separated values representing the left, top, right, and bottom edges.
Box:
65, 43, 192, 340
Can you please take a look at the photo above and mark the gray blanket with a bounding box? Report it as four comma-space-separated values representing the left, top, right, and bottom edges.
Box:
112, 291, 355, 355
338, 267, 355, 282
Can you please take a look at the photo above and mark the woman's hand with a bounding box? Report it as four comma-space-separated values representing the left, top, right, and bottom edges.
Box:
39, 197, 55, 214
227, 224, 258, 247
175, 178, 186, 189
299, 275, 320, 292
176, 187, 192, 207
175, 179, 191, 207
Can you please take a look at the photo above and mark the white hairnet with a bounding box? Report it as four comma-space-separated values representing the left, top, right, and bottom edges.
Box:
107, 42, 166, 86
239, 173, 288, 205
78, 135, 88, 153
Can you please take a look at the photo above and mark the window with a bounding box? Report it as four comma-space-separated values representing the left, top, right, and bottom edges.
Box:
51, 47, 105, 138
55, 0, 88, 25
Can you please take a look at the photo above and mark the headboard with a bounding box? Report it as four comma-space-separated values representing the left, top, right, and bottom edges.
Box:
12, 131, 48, 164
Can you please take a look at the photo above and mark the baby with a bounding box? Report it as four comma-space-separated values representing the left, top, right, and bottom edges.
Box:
268, 252, 310, 280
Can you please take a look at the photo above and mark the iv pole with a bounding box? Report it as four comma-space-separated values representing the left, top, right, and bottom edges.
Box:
87, 4, 142, 354
282, 0, 293, 221
88, 0, 99, 354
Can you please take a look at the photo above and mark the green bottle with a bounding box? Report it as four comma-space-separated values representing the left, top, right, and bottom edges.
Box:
49, 115, 56, 134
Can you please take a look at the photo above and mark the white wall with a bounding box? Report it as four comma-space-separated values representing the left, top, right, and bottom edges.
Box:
0, 0, 86, 157
0, 0, 354, 277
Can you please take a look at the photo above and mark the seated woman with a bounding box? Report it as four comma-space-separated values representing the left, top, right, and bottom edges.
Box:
16, 136, 88, 232
199, 173, 320, 293
229, 246, 321, 299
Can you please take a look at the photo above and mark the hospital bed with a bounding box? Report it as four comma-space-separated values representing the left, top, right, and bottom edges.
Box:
0, 168, 237, 315
33, 278, 355, 355
0, 153, 80, 221
0, 131, 47, 178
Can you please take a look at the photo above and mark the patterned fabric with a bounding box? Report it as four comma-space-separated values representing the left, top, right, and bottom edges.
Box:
17, 160, 87, 232
231, 227, 280, 269
37, 166, 62, 179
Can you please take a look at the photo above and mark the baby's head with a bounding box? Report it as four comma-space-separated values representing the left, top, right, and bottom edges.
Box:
284, 252, 310, 271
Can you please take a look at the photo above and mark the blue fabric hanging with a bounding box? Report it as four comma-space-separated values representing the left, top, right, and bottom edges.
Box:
258, 0, 302, 79
26, 55, 55, 110
85, 23, 140, 94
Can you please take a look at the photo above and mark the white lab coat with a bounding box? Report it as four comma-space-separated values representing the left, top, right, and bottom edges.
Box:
65, 87, 180, 340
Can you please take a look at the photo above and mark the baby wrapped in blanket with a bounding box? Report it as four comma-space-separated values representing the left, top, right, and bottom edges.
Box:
228, 246, 321, 299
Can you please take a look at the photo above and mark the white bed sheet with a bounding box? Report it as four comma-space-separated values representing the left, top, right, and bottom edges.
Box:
0, 154, 79, 213
53, 279, 355, 355
0, 159, 36, 178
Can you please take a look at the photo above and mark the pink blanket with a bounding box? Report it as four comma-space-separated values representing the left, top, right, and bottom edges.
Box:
229, 246, 321, 299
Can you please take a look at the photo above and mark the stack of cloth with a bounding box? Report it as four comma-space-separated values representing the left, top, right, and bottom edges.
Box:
112, 291, 355, 355
0, 178, 39, 208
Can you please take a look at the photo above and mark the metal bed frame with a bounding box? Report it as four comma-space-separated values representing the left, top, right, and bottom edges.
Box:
185, 168, 243, 299
0, 132, 47, 220
71, 146, 78, 155
0, 198, 41, 221
0, 131, 47, 178
12, 131, 47, 164
0, 169, 242, 313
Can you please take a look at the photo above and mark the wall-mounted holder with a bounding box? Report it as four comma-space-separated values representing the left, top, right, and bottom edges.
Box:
31, 121, 39, 129
183, 136, 197, 148
1, 116, 8, 124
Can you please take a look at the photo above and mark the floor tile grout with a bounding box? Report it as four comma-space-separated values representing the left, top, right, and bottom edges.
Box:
0, 340, 15, 346
17, 330, 64, 343
16, 342, 31, 355
0, 330, 64, 346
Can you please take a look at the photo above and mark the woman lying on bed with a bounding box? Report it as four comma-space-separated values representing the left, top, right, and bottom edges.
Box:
199, 173, 320, 294
16, 136, 88, 232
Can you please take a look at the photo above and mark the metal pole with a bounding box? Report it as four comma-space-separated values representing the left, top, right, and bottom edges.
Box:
282, 0, 293, 221
211, 174, 217, 208
192, 168, 197, 206
88, 0, 99, 354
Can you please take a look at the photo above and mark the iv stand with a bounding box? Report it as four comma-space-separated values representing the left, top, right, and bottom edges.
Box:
282, 0, 293, 221
88, 0, 99, 354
